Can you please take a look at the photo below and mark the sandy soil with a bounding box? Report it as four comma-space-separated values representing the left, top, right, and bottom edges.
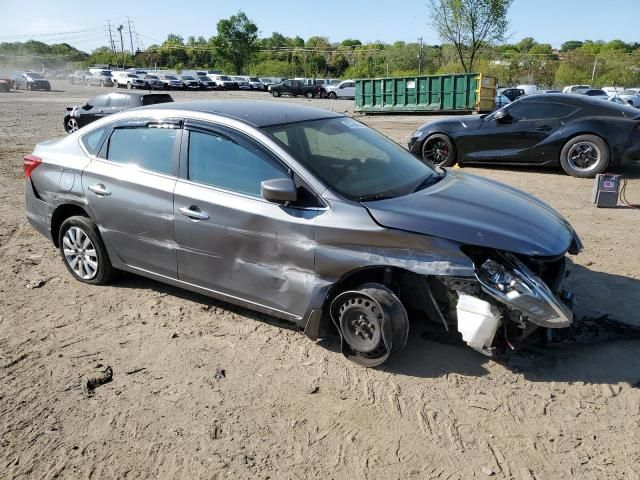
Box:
1, 82, 639, 479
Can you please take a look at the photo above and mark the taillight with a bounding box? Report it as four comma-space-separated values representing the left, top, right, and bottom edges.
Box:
23, 154, 42, 178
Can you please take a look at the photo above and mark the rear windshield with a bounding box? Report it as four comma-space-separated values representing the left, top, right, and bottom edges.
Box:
141, 94, 174, 106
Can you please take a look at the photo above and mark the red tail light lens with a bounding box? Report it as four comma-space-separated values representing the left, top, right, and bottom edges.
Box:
23, 154, 42, 178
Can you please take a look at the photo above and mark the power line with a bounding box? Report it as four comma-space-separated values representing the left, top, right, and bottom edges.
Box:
0, 28, 103, 40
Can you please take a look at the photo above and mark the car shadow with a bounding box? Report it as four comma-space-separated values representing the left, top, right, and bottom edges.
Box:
113, 262, 640, 386
462, 160, 640, 179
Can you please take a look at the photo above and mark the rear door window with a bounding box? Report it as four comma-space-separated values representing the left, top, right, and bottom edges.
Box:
81, 127, 110, 156
106, 126, 178, 175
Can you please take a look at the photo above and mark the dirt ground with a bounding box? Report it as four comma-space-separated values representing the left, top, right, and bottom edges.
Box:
1, 81, 639, 480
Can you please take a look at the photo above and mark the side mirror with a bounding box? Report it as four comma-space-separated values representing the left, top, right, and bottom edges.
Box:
261, 178, 297, 204
83, 103, 92, 110
494, 109, 512, 124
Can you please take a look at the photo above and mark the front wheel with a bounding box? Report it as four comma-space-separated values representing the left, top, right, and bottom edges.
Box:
331, 283, 409, 367
560, 135, 610, 178
328, 92, 337, 100
421, 134, 456, 167
272, 90, 281, 97
65, 117, 79, 133
305, 91, 314, 99
58, 216, 114, 285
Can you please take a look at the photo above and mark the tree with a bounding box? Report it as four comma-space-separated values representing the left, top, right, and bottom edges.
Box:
428, 0, 513, 72
212, 11, 259, 74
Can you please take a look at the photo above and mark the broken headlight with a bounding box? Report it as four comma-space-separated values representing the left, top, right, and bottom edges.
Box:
475, 253, 572, 328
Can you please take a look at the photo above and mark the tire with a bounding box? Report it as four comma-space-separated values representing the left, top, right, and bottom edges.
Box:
272, 90, 281, 97
332, 283, 409, 367
421, 133, 457, 167
65, 117, 79, 133
127, 82, 132, 89
328, 92, 337, 100
28, 83, 33, 91
559, 134, 610, 178
58, 216, 115, 285
305, 91, 314, 99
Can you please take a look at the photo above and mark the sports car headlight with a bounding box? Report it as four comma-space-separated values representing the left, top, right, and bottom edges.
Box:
475, 254, 572, 328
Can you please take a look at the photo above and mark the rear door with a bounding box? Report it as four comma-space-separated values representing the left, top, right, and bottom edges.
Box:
472, 101, 577, 163
81, 120, 182, 277
173, 121, 320, 317
338, 82, 356, 98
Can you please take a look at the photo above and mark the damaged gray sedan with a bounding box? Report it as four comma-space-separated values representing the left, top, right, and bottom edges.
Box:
24, 101, 582, 367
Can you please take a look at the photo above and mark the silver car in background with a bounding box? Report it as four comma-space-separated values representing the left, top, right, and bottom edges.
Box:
24, 101, 582, 367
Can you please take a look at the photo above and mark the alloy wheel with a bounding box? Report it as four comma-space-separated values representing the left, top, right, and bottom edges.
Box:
66, 118, 79, 133
423, 137, 450, 164
62, 226, 99, 280
567, 141, 601, 173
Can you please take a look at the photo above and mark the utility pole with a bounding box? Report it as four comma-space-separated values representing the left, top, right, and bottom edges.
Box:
418, 37, 424, 76
127, 17, 135, 55
106, 20, 116, 55
591, 56, 598, 84
117, 25, 125, 69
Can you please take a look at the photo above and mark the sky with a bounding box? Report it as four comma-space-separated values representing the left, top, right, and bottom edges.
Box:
0, 0, 636, 52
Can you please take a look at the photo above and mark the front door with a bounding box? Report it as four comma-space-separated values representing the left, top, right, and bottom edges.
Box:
82, 121, 181, 278
173, 123, 319, 318
472, 101, 574, 163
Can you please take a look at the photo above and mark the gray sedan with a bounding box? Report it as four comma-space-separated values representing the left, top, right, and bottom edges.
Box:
24, 101, 582, 367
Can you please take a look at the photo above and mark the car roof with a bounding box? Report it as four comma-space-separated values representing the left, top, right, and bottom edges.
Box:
515, 92, 640, 117
142, 100, 345, 127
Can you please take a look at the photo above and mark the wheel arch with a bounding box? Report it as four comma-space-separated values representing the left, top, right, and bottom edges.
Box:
50, 204, 91, 247
560, 131, 614, 165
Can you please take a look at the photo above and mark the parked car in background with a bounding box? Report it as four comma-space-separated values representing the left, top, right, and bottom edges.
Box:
271, 79, 320, 98
196, 75, 218, 90
26, 100, 583, 367
209, 74, 238, 90
260, 78, 280, 91
0, 73, 12, 92
179, 75, 201, 90
619, 88, 640, 107
232, 76, 251, 90
562, 84, 591, 94
112, 72, 147, 89
542, 90, 561, 94
247, 77, 264, 90
142, 74, 165, 90
516, 84, 540, 95
409, 93, 640, 177
86, 72, 113, 87
323, 80, 356, 99
159, 74, 183, 90
63, 92, 174, 133
583, 89, 608, 98
601, 86, 625, 97
497, 88, 525, 102
69, 70, 89, 84
494, 94, 511, 109
13, 71, 51, 91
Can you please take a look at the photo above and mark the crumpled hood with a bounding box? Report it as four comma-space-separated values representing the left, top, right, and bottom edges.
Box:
363, 170, 576, 257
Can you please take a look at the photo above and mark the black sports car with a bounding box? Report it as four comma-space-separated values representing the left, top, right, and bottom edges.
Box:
63, 92, 173, 133
409, 94, 640, 178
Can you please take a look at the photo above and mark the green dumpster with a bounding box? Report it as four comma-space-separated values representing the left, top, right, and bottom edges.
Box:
355, 73, 496, 114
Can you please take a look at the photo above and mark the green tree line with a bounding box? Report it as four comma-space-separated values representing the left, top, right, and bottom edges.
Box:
2, 10, 639, 88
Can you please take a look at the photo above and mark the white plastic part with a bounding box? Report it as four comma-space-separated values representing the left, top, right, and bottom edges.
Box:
456, 294, 502, 351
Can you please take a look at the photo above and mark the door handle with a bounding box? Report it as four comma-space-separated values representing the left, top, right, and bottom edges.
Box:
179, 206, 209, 221
88, 184, 111, 196
536, 125, 553, 132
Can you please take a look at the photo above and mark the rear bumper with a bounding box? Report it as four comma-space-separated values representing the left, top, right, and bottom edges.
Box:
25, 180, 54, 242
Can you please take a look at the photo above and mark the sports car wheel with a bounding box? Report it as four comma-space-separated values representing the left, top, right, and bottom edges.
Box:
332, 283, 409, 368
58, 216, 114, 285
421, 134, 456, 167
560, 135, 609, 178
65, 117, 79, 133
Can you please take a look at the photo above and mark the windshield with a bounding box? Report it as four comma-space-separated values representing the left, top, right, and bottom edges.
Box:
264, 117, 439, 201
28, 72, 43, 79
621, 89, 639, 95
249, 77, 260, 82
127, 74, 138, 78
165, 75, 177, 80
182, 76, 194, 80
220, 76, 231, 81
146, 75, 158, 79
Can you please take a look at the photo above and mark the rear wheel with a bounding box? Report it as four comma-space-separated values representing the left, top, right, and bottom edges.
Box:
305, 91, 314, 99
421, 133, 456, 167
331, 283, 409, 367
58, 216, 114, 285
272, 90, 281, 97
560, 134, 609, 178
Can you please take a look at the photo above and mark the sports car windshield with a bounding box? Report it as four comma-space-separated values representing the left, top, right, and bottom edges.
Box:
265, 117, 441, 201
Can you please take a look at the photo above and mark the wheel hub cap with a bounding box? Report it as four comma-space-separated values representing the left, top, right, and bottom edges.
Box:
62, 226, 98, 280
